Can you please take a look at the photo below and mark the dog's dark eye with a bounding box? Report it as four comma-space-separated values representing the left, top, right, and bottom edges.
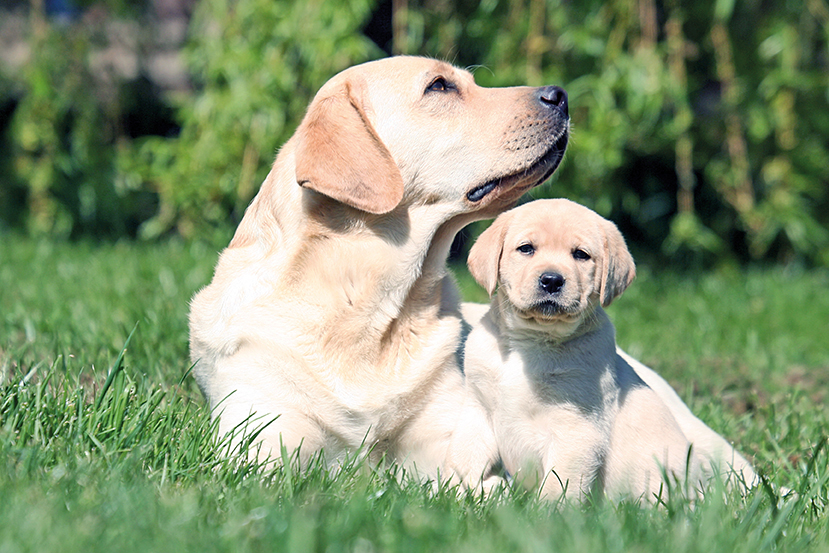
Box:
517, 243, 535, 255
572, 249, 591, 261
426, 77, 455, 93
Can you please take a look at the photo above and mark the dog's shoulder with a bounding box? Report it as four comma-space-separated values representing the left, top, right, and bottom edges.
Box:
461, 301, 507, 349
460, 301, 509, 399
459, 301, 490, 326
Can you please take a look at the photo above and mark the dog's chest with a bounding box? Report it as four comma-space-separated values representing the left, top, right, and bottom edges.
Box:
504, 346, 613, 409
496, 344, 618, 434
494, 346, 618, 477
313, 313, 464, 437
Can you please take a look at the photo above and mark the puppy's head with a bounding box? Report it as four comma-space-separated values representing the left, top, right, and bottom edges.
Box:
468, 199, 635, 338
291, 56, 570, 220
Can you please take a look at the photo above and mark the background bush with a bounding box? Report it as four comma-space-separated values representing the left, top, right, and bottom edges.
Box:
124, 0, 380, 240
1, 0, 827, 265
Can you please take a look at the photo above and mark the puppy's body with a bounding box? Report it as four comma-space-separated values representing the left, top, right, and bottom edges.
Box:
463, 199, 746, 500
189, 56, 570, 485
464, 303, 691, 500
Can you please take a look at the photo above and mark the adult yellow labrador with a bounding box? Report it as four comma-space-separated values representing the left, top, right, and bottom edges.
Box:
188, 56, 570, 486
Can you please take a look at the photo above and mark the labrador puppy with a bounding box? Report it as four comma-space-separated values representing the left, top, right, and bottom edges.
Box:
463, 199, 755, 501
188, 56, 570, 487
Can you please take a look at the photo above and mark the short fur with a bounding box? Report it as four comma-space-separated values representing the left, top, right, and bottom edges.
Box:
463, 199, 756, 501
188, 56, 570, 487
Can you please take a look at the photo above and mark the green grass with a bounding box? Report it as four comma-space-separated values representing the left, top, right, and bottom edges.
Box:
1, 235, 828, 552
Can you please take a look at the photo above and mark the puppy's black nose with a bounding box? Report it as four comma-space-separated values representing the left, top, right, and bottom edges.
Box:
539, 272, 565, 294
538, 86, 568, 117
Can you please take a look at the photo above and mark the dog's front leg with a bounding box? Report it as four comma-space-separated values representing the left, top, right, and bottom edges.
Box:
394, 367, 503, 492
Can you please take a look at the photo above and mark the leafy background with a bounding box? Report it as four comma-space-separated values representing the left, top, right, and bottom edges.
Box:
1, 0, 828, 266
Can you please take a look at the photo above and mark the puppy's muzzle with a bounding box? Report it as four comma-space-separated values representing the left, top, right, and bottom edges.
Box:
527, 271, 579, 319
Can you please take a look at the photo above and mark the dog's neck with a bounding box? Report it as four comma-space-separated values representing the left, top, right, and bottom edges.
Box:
493, 290, 613, 351
224, 152, 471, 380
491, 298, 619, 406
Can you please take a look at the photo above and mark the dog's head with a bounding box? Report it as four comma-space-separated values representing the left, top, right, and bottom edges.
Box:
468, 199, 635, 339
291, 56, 569, 220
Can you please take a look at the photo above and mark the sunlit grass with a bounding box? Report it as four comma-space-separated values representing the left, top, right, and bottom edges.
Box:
1, 235, 827, 552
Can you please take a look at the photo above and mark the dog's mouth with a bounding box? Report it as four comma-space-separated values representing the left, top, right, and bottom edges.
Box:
466, 130, 569, 203
507, 300, 594, 344
520, 299, 581, 322
507, 296, 592, 332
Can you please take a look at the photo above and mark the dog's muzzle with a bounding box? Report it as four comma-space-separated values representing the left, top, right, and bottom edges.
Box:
467, 86, 570, 203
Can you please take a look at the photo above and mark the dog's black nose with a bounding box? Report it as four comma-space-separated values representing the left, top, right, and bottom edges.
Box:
539, 272, 565, 294
538, 86, 568, 117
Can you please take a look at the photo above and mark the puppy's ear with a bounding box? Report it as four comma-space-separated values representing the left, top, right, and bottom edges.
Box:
294, 79, 404, 214
468, 214, 511, 296
598, 218, 636, 307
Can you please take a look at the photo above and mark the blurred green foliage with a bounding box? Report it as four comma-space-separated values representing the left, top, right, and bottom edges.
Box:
124, 0, 380, 240
2, 17, 145, 238
1, 0, 828, 265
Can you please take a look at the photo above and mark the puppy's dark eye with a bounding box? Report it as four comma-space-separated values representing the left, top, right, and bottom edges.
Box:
572, 249, 591, 261
517, 243, 535, 255
426, 77, 455, 93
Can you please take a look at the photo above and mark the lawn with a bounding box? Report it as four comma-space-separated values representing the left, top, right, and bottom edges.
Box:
1, 236, 828, 552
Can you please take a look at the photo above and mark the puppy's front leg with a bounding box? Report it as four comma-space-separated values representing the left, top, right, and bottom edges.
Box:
533, 419, 606, 501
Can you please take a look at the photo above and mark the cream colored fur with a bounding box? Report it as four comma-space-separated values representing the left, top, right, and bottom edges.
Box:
462, 199, 756, 501
616, 348, 758, 487
188, 56, 570, 486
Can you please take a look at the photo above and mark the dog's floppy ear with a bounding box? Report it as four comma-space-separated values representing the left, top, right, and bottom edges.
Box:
598, 218, 636, 307
294, 79, 404, 214
468, 214, 512, 296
